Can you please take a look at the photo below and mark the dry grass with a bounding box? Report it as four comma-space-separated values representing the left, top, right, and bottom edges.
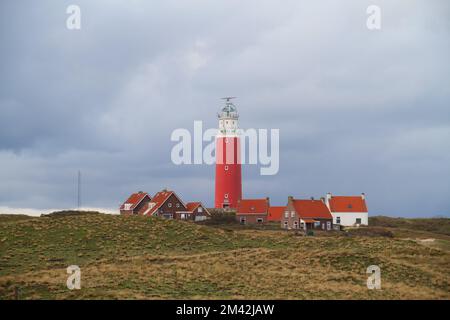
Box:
0, 214, 449, 299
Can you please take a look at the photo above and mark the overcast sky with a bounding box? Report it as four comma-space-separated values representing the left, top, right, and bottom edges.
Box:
0, 0, 449, 217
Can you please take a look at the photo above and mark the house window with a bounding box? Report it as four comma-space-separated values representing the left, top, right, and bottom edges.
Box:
356, 218, 362, 224
198, 207, 203, 213
240, 217, 246, 225
314, 221, 321, 227
283, 221, 288, 229
168, 203, 172, 208
291, 211, 295, 218
181, 213, 186, 219
294, 221, 298, 229
327, 222, 331, 230
163, 213, 173, 219
176, 203, 180, 208
124, 203, 132, 210
322, 223, 325, 230
284, 211, 289, 218
300, 222, 305, 229
336, 216, 341, 224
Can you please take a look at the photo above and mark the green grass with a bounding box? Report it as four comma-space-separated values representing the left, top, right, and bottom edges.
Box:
369, 216, 450, 236
0, 213, 449, 299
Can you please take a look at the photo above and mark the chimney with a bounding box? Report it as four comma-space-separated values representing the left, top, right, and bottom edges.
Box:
288, 196, 294, 205
325, 192, 332, 209
320, 197, 325, 203
361, 193, 365, 200
266, 197, 270, 207
310, 196, 314, 201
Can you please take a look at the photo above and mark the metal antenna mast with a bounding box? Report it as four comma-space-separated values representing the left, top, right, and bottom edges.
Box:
77, 170, 81, 209
221, 96, 237, 102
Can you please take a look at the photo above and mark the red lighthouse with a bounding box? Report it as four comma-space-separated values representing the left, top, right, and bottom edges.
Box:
215, 97, 242, 209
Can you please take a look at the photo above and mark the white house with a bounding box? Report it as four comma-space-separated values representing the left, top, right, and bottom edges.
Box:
325, 193, 368, 227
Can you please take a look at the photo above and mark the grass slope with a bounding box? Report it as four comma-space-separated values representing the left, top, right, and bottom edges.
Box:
0, 214, 449, 299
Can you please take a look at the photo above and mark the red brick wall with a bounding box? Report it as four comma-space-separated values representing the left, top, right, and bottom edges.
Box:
236, 214, 267, 224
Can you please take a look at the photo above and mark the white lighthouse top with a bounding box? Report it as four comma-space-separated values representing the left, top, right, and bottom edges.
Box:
218, 97, 239, 136
218, 97, 239, 120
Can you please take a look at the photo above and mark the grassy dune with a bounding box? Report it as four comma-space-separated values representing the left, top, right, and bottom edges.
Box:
0, 213, 449, 299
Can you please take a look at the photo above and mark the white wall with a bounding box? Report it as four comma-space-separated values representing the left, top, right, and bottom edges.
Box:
331, 212, 368, 226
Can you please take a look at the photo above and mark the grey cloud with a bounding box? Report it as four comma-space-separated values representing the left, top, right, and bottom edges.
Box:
0, 0, 449, 217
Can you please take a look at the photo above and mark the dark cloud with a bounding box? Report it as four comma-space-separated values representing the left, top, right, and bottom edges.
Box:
0, 0, 449, 217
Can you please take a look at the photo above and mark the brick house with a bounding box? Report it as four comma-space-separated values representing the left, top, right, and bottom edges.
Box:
120, 189, 211, 222
119, 191, 152, 215
144, 189, 188, 219
268, 206, 285, 222
236, 198, 270, 224
179, 202, 211, 221
281, 196, 333, 231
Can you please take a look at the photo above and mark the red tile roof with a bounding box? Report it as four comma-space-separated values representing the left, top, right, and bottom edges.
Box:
329, 196, 368, 212
185, 202, 210, 216
120, 192, 151, 210
237, 199, 269, 215
292, 199, 332, 219
186, 202, 201, 212
268, 206, 285, 221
